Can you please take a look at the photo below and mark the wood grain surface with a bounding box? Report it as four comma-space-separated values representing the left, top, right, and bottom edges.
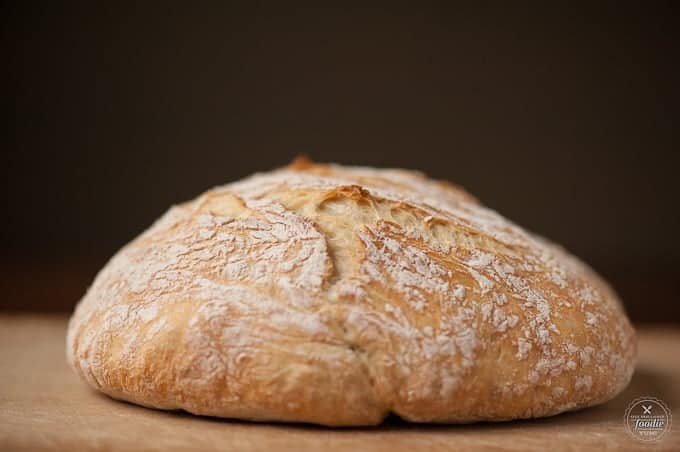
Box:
1, 315, 678, 451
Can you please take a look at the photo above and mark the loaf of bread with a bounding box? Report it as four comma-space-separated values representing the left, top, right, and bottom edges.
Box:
67, 158, 636, 426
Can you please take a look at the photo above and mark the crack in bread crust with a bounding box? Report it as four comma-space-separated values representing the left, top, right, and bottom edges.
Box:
67, 160, 636, 426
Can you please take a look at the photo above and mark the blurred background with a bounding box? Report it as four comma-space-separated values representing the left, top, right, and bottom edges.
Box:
3, 3, 679, 323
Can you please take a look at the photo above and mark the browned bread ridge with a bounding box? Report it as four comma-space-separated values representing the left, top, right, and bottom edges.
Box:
67, 158, 636, 426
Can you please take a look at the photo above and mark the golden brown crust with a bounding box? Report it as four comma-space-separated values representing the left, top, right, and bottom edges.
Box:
66, 160, 636, 426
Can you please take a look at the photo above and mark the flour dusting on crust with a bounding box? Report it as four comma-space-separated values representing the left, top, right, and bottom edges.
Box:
67, 159, 636, 426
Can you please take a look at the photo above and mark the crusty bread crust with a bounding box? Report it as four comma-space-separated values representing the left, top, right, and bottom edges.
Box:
67, 159, 636, 426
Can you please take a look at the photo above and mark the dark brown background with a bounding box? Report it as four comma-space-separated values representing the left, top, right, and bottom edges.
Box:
3, 3, 679, 323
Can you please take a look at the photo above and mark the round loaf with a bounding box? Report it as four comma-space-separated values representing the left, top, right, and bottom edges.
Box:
67, 158, 636, 426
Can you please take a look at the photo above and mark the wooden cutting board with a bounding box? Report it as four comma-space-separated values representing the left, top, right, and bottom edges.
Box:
1, 315, 678, 451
